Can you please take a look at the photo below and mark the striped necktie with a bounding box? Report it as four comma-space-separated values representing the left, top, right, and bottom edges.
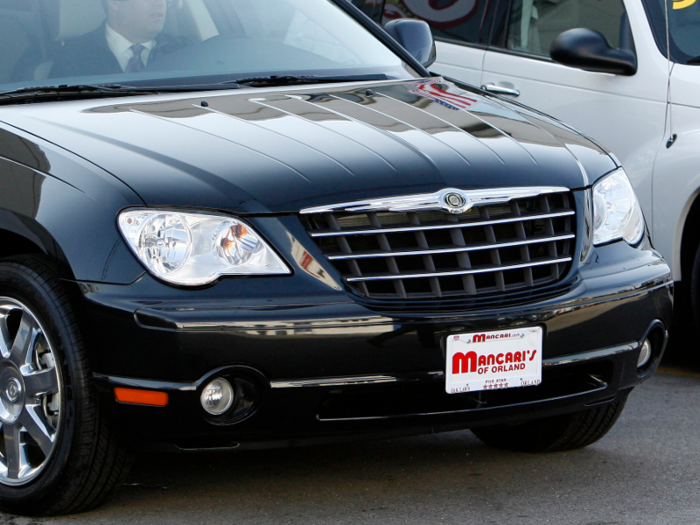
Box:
125, 44, 146, 73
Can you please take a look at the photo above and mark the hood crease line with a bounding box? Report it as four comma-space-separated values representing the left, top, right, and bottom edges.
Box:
255, 98, 400, 174
130, 107, 313, 183
376, 91, 512, 166
335, 92, 473, 169
204, 104, 359, 180
324, 94, 444, 176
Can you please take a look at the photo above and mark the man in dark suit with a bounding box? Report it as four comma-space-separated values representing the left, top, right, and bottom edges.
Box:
51, 0, 192, 78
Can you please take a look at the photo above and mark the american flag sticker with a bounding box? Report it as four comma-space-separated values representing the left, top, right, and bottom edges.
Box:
409, 80, 478, 111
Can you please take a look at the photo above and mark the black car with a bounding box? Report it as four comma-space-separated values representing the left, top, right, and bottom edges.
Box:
0, 0, 671, 516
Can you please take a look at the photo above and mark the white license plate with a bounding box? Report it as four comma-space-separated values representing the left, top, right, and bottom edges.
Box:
445, 327, 543, 394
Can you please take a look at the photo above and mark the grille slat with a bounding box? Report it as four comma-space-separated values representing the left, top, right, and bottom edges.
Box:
344, 257, 573, 282
303, 191, 576, 306
326, 234, 575, 260
309, 210, 575, 237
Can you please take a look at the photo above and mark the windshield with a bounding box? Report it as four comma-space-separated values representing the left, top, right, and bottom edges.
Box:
0, 0, 418, 93
642, 0, 700, 64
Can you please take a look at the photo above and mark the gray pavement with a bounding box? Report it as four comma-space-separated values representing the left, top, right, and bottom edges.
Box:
3, 364, 699, 525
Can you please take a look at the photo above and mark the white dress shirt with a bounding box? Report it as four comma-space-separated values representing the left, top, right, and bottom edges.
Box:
105, 24, 156, 72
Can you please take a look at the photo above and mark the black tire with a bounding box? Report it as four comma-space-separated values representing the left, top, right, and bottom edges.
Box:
471, 396, 628, 453
0, 255, 132, 516
690, 242, 700, 335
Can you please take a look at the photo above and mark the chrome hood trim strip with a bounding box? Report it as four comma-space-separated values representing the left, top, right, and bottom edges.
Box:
300, 186, 569, 215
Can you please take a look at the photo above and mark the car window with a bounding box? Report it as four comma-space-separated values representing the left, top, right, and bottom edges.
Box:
642, 0, 700, 64
0, 0, 417, 93
381, 0, 492, 45
0, 0, 41, 84
506, 0, 625, 57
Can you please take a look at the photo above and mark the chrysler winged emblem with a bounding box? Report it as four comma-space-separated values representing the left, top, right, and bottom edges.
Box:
301, 187, 568, 215
444, 192, 466, 209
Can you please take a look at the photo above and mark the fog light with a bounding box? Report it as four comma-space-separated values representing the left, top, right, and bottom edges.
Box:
637, 339, 652, 368
201, 378, 234, 415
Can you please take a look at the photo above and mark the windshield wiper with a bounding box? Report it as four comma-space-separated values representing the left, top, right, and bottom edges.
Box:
223, 73, 390, 87
0, 83, 243, 105
0, 84, 161, 104
688, 56, 700, 64
0, 75, 392, 104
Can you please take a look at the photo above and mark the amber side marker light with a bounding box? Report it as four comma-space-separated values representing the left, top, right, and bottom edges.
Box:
114, 387, 169, 407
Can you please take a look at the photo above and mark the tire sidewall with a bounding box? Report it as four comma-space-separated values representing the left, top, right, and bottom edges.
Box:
691, 242, 700, 334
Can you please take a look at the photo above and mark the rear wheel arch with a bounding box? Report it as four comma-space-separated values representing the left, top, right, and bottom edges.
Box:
674, 186, 700, 331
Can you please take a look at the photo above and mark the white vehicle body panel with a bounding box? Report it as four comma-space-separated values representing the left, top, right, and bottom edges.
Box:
434, 41, 485, 87
654, 64, 700, 278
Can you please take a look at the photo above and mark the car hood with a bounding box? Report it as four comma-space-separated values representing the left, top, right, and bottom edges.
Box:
1, 78, 616, 213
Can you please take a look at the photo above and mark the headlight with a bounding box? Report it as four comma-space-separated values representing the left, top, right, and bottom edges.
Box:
118, 210, 290, 286
592, 169, 645, 246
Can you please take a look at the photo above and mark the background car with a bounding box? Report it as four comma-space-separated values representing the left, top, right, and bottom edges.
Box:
372, 0, 700, 334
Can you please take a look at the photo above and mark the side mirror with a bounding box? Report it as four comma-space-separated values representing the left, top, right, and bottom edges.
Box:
550, 28, 637, 76
384, 19, 437, 68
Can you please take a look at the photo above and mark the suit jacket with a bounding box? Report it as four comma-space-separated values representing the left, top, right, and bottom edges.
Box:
51, 23, 192, 79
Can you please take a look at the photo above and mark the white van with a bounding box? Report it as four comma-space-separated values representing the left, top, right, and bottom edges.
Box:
370, 0, 700, 329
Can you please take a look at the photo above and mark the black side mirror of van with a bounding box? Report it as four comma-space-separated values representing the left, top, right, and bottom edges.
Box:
550, 28, 637, 76
384, 19, 437, 68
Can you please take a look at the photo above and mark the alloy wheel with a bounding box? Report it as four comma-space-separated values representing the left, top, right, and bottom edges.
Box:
0, 298, 61, 486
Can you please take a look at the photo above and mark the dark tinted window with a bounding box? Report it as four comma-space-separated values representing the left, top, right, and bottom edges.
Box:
0, 0, 41, 83
382, 0, 492, 45
506, 0, 625, 57
642, 0, 700, 64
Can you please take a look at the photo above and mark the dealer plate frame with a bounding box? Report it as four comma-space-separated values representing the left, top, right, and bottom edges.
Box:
445, 326, 543, 394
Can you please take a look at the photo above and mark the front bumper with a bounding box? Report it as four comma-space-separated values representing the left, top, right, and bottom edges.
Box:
80, 240, 672, 451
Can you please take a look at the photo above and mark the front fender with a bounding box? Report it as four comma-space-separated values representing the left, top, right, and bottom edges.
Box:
0, 124, 145, 283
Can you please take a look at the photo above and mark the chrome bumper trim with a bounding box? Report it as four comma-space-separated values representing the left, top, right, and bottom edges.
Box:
542, 341, 638, 368
269, 342, 639, 389
270, 371, 443, 389
94, 342, 640, 392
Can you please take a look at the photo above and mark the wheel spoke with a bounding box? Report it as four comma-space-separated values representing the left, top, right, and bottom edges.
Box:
23, 369, 59, 397
20, 406, 54, 457
0, 312, 13, 359
9, 311, 40, 368
3, 423, 21, 479
0, 293, 65, 487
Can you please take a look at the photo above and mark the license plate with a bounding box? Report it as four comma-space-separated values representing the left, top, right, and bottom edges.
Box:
445, 327, 543, 394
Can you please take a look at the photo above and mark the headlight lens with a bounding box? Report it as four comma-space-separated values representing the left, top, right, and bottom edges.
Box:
118, 210, 290, 286
592, 169, 645, 246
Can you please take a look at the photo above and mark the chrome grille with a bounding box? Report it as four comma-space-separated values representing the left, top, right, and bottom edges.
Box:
302, 191, 576, 302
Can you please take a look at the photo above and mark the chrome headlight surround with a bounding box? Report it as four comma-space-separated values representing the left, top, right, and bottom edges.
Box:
592, 168, 645, 247
118, 209, 290, 286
